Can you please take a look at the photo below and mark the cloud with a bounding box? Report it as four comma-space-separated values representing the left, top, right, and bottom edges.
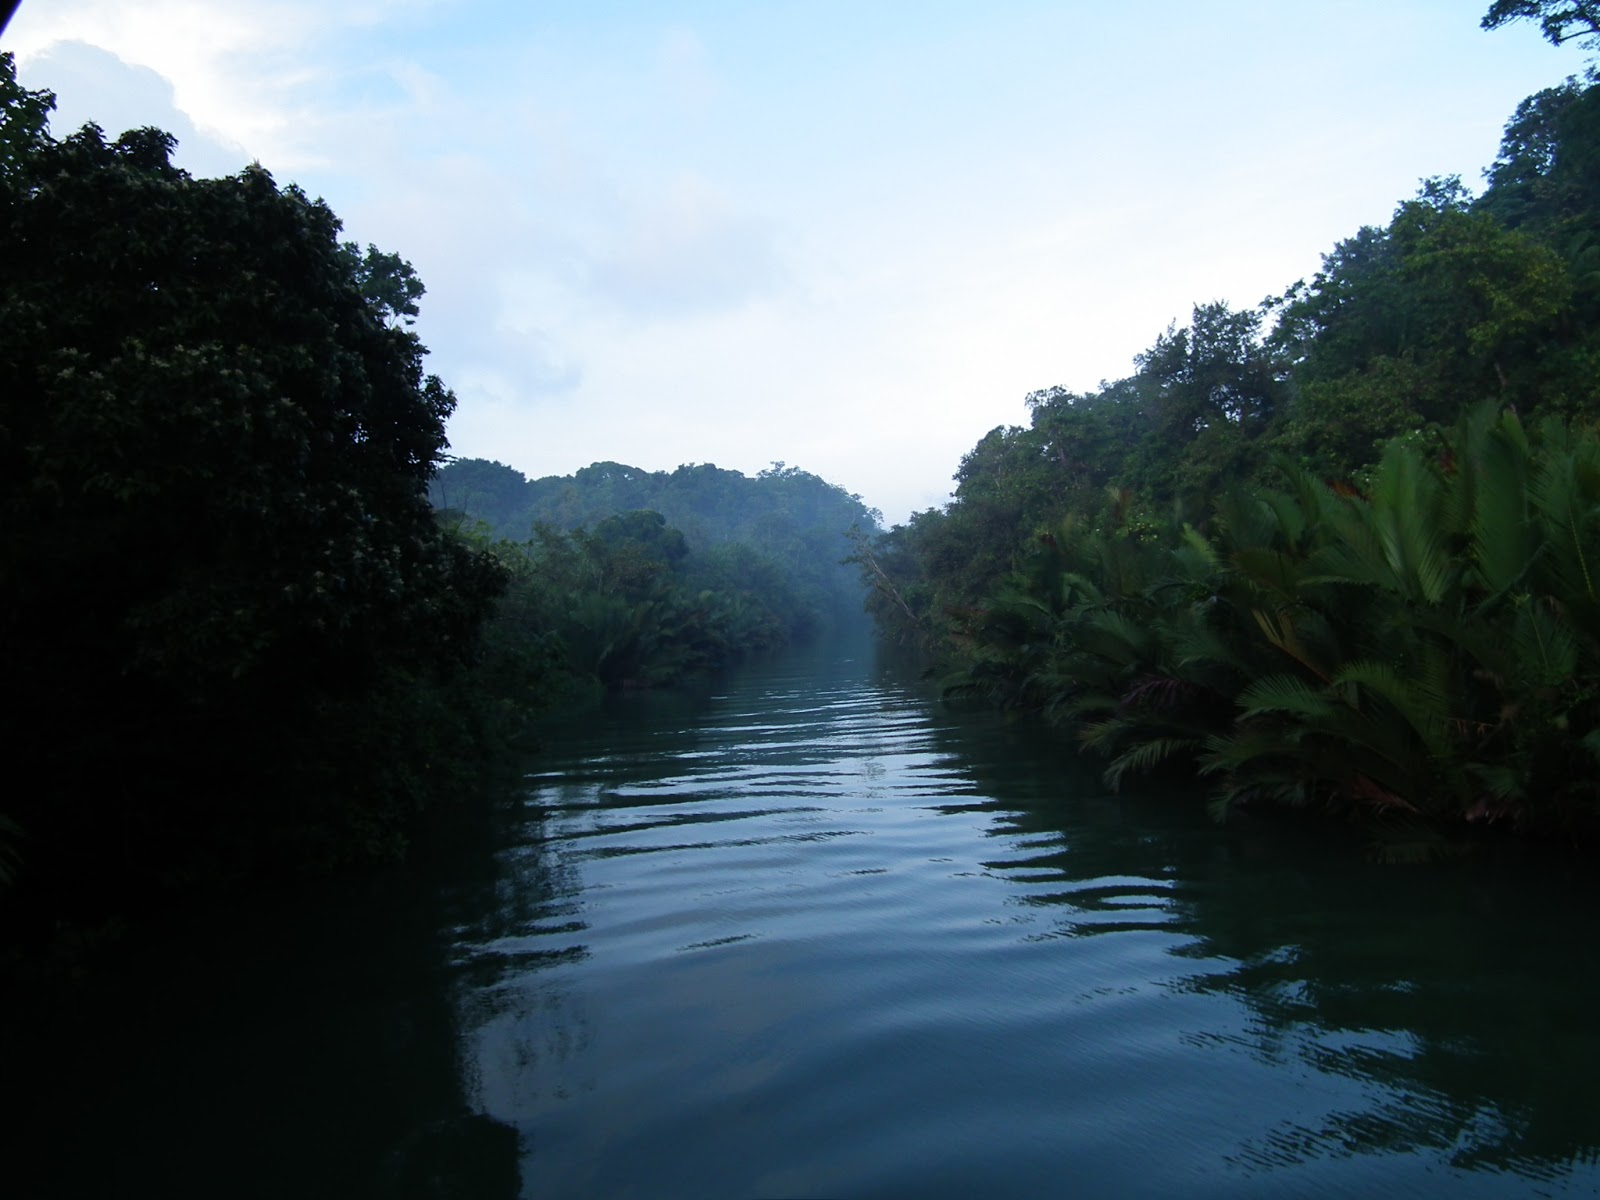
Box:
18, 41, 250, 177
7, 0, 449, 169
10, 1, 307, 157
585, 172, 785, 317
7, 0, 1592, 528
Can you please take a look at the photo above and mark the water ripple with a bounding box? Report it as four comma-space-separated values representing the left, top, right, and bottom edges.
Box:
447, 644, 1600, 1199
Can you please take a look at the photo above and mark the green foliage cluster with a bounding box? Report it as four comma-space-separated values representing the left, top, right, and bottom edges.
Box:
467, 511, 802, 708
859, 17, 1600, 843
0, 47, 882, 940
0, 56, 508, 931
435, 456, 880, 641
949, 408, 1600, 842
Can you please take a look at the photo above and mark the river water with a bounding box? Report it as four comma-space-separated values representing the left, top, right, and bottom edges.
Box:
13, 636, 1600, 1197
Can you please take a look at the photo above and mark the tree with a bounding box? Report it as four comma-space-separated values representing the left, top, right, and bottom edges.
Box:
1478, 73, 1600, 334
1025, 385, 1142, 512
1134, 303, 1278, 434
0, 72, 506, 913
1123, 302, 1283, 512
1483, 1, 1600, 49
1482, 77, 1600, 230
1268, 181, 1579, 461
435, 454, 881, 633
340, 242, 427, 327
0, 51, 50, 182
430, 457, 533, 532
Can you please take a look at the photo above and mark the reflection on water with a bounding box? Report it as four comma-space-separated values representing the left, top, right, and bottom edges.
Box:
8, 843, 524, 1200
10, 635, 1600, 1197
450, 636, 1600, 1198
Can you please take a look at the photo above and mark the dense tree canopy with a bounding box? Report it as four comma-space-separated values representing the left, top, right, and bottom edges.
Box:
0, 53, 505, 923
856, 30, 1600, 844
434, 455, 879, 637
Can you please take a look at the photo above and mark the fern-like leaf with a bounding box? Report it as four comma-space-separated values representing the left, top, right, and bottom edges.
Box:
1102, 736, 1202, 790
1237, 673, 1336, 719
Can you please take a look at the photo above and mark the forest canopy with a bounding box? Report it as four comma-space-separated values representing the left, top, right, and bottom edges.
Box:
0, 53, 507, 924
0, 47, 882, 942
854, 15, 1600, 847
6, 0, 1597, 954
432, 457, 880, 701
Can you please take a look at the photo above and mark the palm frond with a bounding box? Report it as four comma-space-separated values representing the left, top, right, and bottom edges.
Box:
1102, 736, 1203, 790
1510, 595, 1579, 687
1236, 673, 1337, 719
1334, 659, 1451, 760
1467, 761, 1527, 804
1466, 410, 1536, 603
1251, 608, 1333, 681
1080, 610, 1153, 666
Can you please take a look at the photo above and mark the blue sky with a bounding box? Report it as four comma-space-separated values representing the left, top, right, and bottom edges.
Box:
5, 2, 1590, 523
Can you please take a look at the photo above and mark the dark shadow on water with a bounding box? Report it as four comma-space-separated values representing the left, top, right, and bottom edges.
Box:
4, 783, 531, 1200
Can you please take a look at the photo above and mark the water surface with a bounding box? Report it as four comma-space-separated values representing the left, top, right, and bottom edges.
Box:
457, 637, 1600, 1197
13, 636, 1600, 1197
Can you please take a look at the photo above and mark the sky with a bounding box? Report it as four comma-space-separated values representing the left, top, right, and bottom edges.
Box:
3, 2, 1592, 525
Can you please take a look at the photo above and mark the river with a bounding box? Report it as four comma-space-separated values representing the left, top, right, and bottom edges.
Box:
12, 635, 1600, 1197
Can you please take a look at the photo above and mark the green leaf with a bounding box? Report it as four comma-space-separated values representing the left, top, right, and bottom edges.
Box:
1237, 674, 1337, 719
1103, 737, 1202, 790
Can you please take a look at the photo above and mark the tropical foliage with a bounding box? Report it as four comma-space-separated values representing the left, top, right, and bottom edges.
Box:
0, 54, 509, 937
0, 41, 881, 948
434, 456, 879, 639
465, 509, 820, 712
857, 14, 1600, 844
920, 407, 1600, 844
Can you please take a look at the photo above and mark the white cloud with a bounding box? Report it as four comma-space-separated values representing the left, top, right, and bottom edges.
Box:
11, 1, 308, 156
5, 0, 1592, 525
7, 0, 456, 168
19, 40, 250, 176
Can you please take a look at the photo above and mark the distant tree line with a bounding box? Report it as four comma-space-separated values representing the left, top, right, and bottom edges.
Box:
434, 461, 881, 710
433, 456, 879, 664
855, 6, 1600, 850
0, 51, 874, 957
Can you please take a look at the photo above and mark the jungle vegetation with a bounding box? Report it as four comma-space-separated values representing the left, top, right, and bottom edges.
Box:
434, 459, 880, 708
855, 5, 1600, 846
0, 52, 511, 940
6, 2, 1597, 960
0, 51, 872, 952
